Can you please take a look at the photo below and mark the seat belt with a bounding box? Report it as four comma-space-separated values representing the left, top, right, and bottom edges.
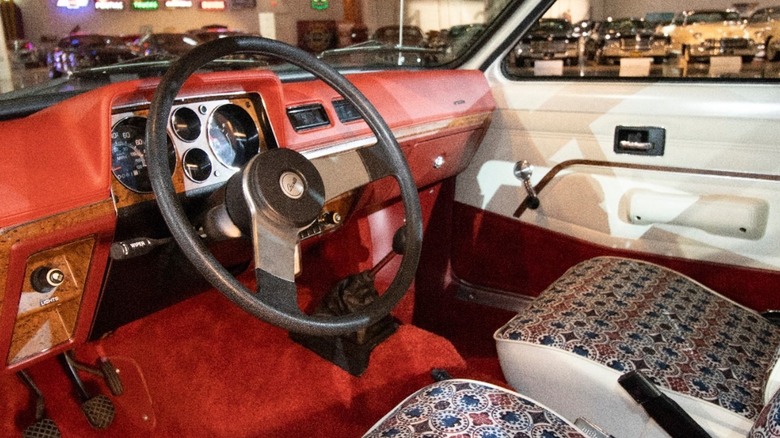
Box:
618, 370, 711, 438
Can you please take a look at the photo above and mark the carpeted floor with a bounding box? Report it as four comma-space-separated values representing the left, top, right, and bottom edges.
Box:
2, 289, 490, 437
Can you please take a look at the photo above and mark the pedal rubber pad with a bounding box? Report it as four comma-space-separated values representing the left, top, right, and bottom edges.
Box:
22, 418, 61, 438
82, 394, 115, 429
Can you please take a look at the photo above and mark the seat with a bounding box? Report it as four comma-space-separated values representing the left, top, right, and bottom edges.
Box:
365, 378, 780, 437
494, 256, 780, 437
363, 379, 587, 437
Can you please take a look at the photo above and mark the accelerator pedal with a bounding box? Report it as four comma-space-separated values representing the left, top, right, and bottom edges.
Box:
17, 371, 62, 438
67, 352, 123, 396
98, 358, 124, 396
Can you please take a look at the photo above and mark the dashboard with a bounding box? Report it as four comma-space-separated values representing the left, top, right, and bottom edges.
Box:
0, 68, 495, 372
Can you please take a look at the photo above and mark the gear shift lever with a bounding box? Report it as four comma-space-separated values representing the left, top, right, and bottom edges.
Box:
513, 160, 540, 210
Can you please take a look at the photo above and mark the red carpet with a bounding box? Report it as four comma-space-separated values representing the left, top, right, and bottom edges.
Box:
2, 289, 472, 437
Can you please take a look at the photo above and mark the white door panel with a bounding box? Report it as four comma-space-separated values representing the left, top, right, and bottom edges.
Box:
456, 73, 780, 271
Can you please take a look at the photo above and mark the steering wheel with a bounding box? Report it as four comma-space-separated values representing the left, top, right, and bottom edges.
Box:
146, 36, 422, 337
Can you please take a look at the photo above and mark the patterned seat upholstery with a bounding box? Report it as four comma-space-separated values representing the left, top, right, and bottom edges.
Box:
494, 257, 780, 437
363, 379, 586, 438
749, 386, 780, 437
365, 379, 780, 437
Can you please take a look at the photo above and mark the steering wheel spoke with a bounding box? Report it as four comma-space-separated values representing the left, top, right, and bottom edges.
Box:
356, 143, 397, 181
311, 143, 397, 201
254, 268, 301, 317
250, 216, 300, 284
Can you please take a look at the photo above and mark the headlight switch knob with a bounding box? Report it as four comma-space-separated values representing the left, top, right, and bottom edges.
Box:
31, 266, 65, 293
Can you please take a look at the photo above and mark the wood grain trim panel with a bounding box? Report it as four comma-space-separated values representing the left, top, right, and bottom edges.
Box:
8, 238, 95, 364
0, 200, 115, 371
111, 166, 186, 210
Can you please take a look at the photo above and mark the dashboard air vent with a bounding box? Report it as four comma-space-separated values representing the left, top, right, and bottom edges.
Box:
332, 99, 362, 123
287, 104, 330, 131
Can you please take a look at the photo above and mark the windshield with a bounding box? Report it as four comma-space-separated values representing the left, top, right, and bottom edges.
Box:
2, 0, 512, 100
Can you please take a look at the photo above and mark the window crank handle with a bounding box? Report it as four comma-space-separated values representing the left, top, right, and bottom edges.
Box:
513, 160, 540, 209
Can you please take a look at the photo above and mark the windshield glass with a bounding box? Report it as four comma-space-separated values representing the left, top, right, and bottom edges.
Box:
1, 0, 512, 99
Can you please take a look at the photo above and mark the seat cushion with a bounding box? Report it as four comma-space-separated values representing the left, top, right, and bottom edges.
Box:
364, 379, 585, 437
495, 257, 780, 421
496, 257, 780, 419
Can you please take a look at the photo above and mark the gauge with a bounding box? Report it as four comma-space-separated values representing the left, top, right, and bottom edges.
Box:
111, 116, 176, 193
171, 107, 201, 142
207, 104, 260, 169
182, 148, 212, 182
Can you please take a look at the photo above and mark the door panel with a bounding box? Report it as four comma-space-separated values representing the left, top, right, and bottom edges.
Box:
453, 77, 780, 312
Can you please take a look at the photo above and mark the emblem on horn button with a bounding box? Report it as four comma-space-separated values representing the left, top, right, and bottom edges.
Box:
279, 171, 305, 199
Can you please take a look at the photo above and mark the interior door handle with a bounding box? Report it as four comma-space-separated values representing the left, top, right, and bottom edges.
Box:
619, 140, 653, 151
614, 126, 665, 156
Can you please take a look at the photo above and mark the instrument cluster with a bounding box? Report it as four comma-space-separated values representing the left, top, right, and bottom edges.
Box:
111, 94, 273, 194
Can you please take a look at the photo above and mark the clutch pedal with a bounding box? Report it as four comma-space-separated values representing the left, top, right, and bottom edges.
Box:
17, 370, 62, 438
22, 418, 61, 438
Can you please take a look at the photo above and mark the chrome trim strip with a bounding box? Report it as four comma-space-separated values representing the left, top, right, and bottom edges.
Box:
301, 111, 491, 160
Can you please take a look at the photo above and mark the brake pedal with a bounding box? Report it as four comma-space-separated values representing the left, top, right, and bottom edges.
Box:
60, 351, 116, 429
17, 371, 62, 438
81, 394, 116, 429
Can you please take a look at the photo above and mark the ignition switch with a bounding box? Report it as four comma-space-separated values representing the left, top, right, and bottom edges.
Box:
320, 211, 342, 225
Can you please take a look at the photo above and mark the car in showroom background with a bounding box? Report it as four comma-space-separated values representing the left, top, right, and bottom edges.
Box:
511, 17, 579, 66
584, 17, 669, 64
746, 5, 780, 60
666, 9, 758, 62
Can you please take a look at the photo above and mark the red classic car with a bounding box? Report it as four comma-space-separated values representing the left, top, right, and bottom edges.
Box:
1, 0, 778, 437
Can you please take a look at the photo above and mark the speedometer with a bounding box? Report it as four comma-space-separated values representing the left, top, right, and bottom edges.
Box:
111, 116, 176, 193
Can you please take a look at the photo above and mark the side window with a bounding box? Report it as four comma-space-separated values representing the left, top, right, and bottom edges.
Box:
504, 2, 780, 80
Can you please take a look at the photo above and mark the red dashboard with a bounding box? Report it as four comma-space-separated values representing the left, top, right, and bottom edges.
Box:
0, 68, 495, 372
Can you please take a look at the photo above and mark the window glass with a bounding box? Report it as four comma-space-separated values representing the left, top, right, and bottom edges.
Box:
504, 1, 780, 80
2, 0, 514, 98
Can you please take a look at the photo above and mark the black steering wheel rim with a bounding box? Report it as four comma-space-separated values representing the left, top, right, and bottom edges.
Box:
146, 36, 422, 336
